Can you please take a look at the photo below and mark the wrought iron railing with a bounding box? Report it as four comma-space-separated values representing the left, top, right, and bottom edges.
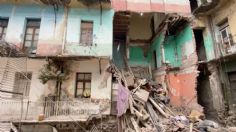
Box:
0, 100, 100, 122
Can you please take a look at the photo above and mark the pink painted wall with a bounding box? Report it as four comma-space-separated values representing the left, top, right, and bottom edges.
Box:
111, 0, 191, 14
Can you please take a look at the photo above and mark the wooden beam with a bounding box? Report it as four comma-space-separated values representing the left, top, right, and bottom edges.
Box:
149, 97, 169, 118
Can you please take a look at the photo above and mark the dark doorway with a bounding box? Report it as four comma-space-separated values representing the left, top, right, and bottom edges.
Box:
194, 29, 207, 61
197, 64, 217, 120
189, 0, 198, 12
228, 72, 236, 110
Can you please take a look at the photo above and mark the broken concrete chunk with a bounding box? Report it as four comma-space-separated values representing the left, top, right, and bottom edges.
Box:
198, 120, 219, 130
188, 110, 204, 122
134, 89, 150, 103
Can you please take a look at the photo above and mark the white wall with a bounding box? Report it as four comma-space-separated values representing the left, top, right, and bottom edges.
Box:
62, 59, 112, 100
0, 57, 47, 101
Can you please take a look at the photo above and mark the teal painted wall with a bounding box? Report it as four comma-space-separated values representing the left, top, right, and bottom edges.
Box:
0, 4, 114, 57
65, 8, 114, 57
174, 25, 194, 66
0, 4, 65, 55
151, 34, 164, 68
128, 46, 149, 66
150, 24, 194, 68
164, 36, 177, 66
203, 30, 215, 60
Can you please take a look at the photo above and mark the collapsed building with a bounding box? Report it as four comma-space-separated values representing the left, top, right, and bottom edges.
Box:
0, 0, 235, 132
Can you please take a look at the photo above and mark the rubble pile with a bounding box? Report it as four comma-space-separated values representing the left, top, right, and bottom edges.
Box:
107, 64, 236, 132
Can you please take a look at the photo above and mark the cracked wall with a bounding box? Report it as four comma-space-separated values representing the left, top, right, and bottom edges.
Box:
152, 24, 201, 111
0, 4, 114, 57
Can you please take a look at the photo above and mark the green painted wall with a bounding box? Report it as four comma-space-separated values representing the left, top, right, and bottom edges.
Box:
174, 25, 194, 66
128, 46, 149, 66
151, 34, 164, 68
203, 30, 215, 60
164, 36, 177, 67
65, 8, 114, 57
150, 24, 194, 68
127, 25, 194, 68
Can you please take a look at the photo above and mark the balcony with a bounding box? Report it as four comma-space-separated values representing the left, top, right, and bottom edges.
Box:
0, 100, 100, 123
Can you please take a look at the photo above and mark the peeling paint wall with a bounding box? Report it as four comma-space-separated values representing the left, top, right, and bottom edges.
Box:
192, 17, 216, 60
62, 59, 112, 100
0, 4, 114, 57
0, 58, 112, 116
151, 24, 195, 68
151, 24, 201, 110
208, 63, 224, 111
111, 0, 191, 14
65, 8, 114, 57
211, 0, 236, 44
0, 4, 65, 55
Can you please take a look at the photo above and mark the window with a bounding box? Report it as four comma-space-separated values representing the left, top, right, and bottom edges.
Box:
75, 73, 91, 98
23, 19, 41, 51
80, 21, 93, 45
219, 21, 233, 52
0, 18, 8, 40
13, 72, 32, 97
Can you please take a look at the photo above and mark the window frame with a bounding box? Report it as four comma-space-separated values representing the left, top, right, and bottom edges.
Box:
218, 21, 232, 47
80, 21, 93, 46
220, 26, 231, 44
75, 72, 92, 98
13, 72, 32, 97
0, 18, 9, 40
23, 19, 41, 51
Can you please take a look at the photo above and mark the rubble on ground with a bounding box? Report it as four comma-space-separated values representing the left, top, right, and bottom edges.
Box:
107, 63, 236, 132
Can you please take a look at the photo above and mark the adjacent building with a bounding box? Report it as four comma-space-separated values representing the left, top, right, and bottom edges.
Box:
190, 0, 236, 123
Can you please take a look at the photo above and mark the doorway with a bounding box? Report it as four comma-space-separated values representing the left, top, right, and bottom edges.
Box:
197, 64, 217, 120
194, 29, 207, 62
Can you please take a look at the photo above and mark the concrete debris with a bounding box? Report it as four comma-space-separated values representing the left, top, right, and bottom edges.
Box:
198, 120, 219, 132
189, 110, 205, 122
106, 63, 235, 132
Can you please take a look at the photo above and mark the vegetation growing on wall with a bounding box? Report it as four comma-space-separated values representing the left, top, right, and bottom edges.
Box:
39, 59, 70, 99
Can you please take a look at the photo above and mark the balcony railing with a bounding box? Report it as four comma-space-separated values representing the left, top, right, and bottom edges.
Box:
0, 100, 100, 122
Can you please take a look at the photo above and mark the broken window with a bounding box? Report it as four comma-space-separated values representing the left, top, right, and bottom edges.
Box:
23, 19, 41, 52
13, 72, 32, 97
219, 21, 234, 53
80, 21, 93, 45
75, 73, 91, 98
0, 18, 8, 40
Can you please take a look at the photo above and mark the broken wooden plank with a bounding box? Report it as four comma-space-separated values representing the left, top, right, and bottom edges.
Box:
190, 123, 193, 132
129, 96, 135, 114
149, 97, 169, 118
133, 89, 150, 103
146, 102, 162, 132
130, 117, 141, 132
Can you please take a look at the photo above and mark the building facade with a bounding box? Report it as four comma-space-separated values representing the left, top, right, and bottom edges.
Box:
2, 0, 232, 131
191, 0, 236, 123
0, 0, 114, 131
